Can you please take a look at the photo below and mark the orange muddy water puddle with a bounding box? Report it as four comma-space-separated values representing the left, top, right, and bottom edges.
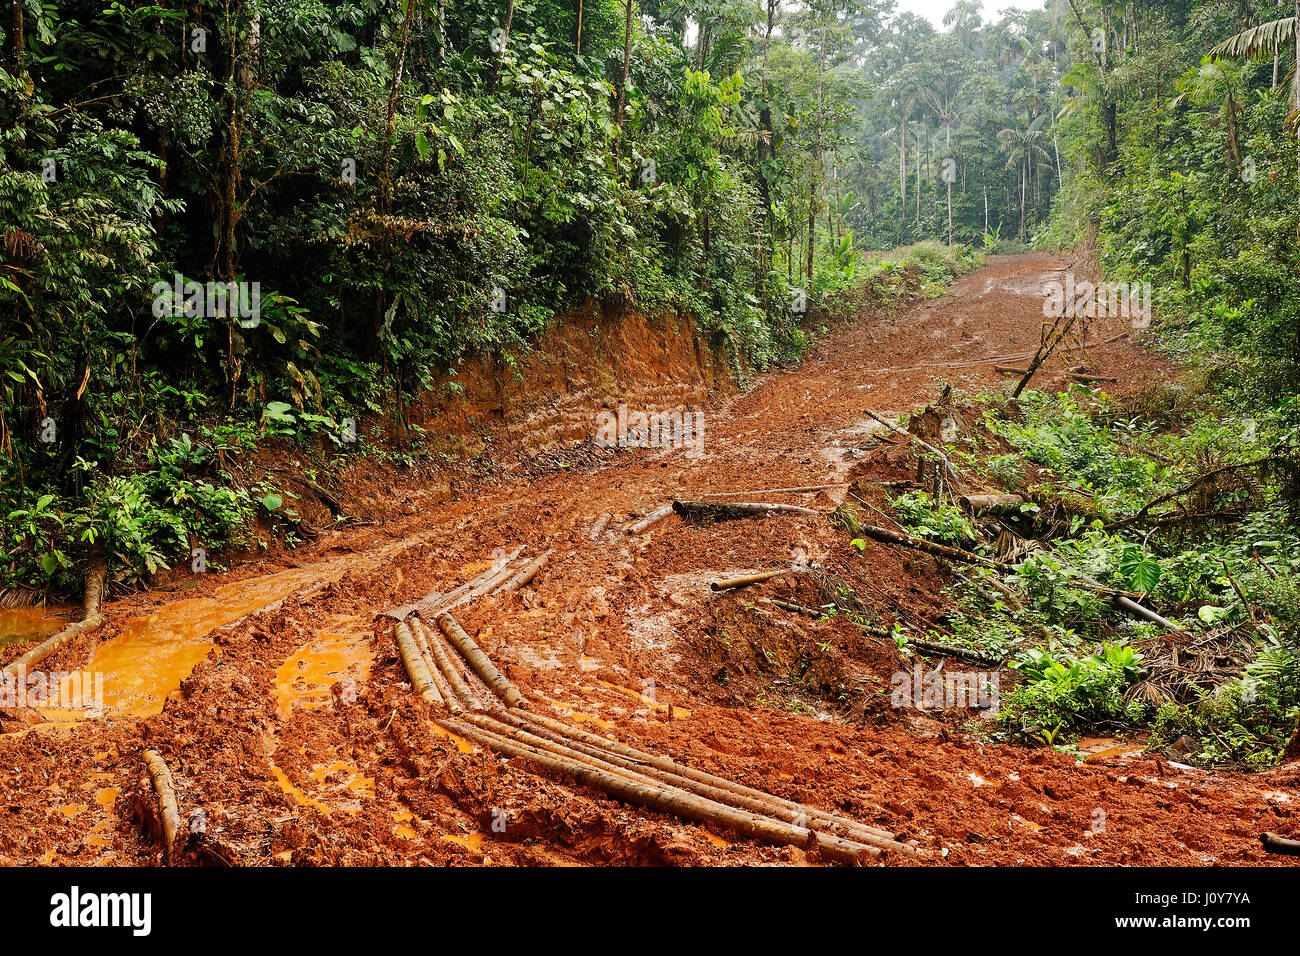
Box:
310, 761, 375, 799
274, 619, 374, 720
442, 832, 486, 852
596, 681, 691, 719
42, 535, 429, 721
0, 606, 73, 644
432, 724, 478, 753
392, 808, 420, 839
271, 759, 374, 816
271, 766, 333, 815
557, 707, 616, 730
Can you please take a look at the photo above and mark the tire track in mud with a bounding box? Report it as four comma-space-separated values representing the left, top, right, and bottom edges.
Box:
5, 254, 1298, 867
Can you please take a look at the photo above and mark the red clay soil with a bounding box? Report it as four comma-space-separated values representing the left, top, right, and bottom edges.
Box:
3, 253, 1296, 867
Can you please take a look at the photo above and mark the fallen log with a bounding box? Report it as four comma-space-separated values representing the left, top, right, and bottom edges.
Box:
906, 637, 1001, 666
959, 493, 1024, 515
1013, 310, 1081, 399
393, 621, 445, 708
267, 466, 350, 520
436, 612, 528, 708
710, 569, 790, 592
1076, 571, 1190, 636
1260, 832, 1300, 857
468, 709, 918, 857
456, 547, 530, 605
625, 506, 673, 534
859, 523, 1144, 605
1068, 373, 1118, 384
413, 617, 485, 711
436, 714, 880, 864
769, 599, 823, 617
695, 484, 847, 498
856, 523, 1010, 570
378, 555, 510, 621
672, 500, 821, 522
952, 569, 1025, 611
491, 550, 552, 596
144, 749, 181, 866
517, 709, 913, 852
2, 551, 106, 679
411, 620, 459, 711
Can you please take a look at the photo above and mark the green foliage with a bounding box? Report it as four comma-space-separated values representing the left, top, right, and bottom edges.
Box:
890, 489, 976, 545
1003, 644, 1147, 738
13, 0, 985, 590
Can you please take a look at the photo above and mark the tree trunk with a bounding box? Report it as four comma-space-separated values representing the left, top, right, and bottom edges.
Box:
899, 119, 906, 216
1020, 160, 1027, 238
945, 123, 953, 245
214, 5, 250, 405
806, 182, 815, 280
7, 0, 22, 73
915, 130, 920, 226
615, 0, 633, 130
756, 0, 776, 281
374, 0, 417, 364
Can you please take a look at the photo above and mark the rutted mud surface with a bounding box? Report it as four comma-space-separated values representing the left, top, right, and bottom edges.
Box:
3, 254, 1296, 867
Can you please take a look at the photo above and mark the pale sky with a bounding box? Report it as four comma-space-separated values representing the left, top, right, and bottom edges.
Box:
892, 0, 1040, 28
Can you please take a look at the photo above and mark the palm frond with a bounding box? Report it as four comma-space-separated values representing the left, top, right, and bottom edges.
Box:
1210, 16, 1297, 61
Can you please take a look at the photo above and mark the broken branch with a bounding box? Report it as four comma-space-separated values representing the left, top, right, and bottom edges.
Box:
711, 570, 790, 592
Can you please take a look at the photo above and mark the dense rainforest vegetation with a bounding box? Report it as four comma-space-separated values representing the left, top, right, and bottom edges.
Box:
0, 0, 992, 591
4, 1, 1300, 766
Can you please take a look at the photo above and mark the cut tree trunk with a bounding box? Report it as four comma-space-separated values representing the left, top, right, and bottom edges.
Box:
626, 505, 672, 534
436, 612, 528, 708
2, 551, 105, 678
672, 500, 821, 522
959, 494, 1024, 515
394, 621, 445, 708
144, 750, 181, 866
491, 550, 552, 595
710, 569, 790, 592
1261, 832, 1300, 856
857, 523, 1010, 569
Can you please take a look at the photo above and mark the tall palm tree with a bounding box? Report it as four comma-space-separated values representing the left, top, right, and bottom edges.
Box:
998, 115, 1053, 239
1210, 2, 1300, 183
943, 0, 984, 53
1172, 58, 1246, 173
882, 93, 916, 220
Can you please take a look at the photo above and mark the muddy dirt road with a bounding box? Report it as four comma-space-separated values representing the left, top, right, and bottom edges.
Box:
4, 253, 1296, 867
